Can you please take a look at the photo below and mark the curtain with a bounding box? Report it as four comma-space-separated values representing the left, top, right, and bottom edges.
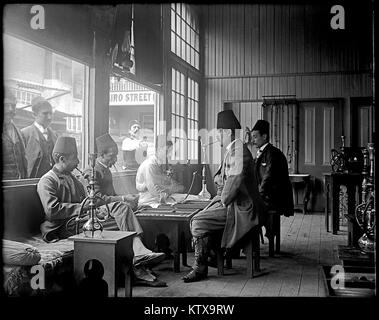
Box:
263, 99, 298, 174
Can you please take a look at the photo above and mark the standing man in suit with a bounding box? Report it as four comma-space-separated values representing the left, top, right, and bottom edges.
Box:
2, 87, 28, 180
251, 120, 294, 238
21, 96, 57, 178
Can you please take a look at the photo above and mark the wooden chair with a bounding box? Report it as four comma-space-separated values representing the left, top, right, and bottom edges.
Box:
216, 225, 261, 278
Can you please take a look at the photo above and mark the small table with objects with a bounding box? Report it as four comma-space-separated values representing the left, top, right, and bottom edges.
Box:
69, 230, 136, 297
135, 200, 211, 272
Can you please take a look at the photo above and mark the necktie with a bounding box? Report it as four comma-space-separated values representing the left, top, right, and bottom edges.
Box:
42, 129, 48, 140
256, 149, 262, 158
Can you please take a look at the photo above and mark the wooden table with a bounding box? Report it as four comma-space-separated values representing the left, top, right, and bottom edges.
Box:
323, 173, 362, 239
289, 174, 311, 214
69, 230, 136, 297
135, 200, 211, 272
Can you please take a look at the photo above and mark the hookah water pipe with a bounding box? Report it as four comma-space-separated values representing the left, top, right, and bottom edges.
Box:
72, 153, 111, 238
197, 138, 214, 200
355, 143, 375, 253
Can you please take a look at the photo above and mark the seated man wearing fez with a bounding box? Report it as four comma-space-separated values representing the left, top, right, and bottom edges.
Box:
37, 136, 166, 287
21, 96, 57, 178
136, 136, 185, 208
251, 120, 294, 235
182, 110, 266, 283
82, 133, 139, 211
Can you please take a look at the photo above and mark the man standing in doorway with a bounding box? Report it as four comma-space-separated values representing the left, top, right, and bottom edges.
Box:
122, 120, 148, 170
22, 96, 57, 178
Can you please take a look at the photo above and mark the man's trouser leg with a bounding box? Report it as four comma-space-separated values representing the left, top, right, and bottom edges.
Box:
183, 205, 227, 283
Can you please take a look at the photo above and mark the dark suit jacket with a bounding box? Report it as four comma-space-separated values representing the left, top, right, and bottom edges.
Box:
21, 124, 57, 178
255, 143, 294, 217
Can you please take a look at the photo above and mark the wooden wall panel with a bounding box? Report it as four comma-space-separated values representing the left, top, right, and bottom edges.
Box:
323, 107, 334, 165
304, 107, 315, 165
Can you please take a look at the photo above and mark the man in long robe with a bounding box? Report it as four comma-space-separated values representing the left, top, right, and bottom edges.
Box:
37, 136, 166, 286
182, 110, 266, 283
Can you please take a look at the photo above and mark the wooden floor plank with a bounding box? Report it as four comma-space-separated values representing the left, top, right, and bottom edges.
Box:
130, 212, 348, 297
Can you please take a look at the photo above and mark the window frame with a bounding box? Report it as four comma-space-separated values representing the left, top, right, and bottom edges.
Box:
167, 60, 201, 163
2, 32, 90, 183
170, 3, 200, 70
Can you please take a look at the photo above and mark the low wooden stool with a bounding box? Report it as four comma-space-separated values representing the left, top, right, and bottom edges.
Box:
69, 230, 136, 297
216, 226, 261, 278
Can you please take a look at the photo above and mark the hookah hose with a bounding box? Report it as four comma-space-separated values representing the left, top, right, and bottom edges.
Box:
176, 171, 198, 204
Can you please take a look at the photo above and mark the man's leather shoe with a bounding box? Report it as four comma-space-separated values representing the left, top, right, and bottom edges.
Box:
182, 269, 207, 283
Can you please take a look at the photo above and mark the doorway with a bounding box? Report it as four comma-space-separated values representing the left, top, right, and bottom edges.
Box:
298, 100, 343, 211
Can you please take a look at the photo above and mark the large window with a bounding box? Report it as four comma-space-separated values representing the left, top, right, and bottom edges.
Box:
3, 34, 88, 179
171, 67, 199, 162
170, 3, 199, 70
109, 76, 158, 172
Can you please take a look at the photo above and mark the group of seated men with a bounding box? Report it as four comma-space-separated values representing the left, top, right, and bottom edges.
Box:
34, 107, 293, 287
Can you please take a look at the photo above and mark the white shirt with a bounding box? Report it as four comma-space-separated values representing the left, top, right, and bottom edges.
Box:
122, 136, 141, 151
34, 122, 48, 140
257, 142, 269, 158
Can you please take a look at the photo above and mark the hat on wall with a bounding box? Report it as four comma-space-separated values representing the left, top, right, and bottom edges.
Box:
31, 96, 52, 113
52, 136, 78, 155
96, 133, 118, 154
129, 120, 141, 129
252, 120, 270, 135
216, 110, 241, 129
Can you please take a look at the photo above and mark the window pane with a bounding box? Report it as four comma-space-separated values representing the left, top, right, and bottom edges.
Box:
172, 68, 176, 90
109, 76, 157, 171
176, 70, 180, 92
186, 23, 191, 42
176, 14, 181, 37
171, 10, 175, 32
181, 73, 185, 95
171, 31, 175, 53
3, 34, 87, 179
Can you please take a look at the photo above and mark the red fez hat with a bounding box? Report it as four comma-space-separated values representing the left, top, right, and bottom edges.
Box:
96, 133, 118, 153
216, 110, 241, 129
53, 136, 77, 155
252, 120, 270, 135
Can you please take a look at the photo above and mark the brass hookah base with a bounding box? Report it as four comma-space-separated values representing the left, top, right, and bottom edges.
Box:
83, 215, 103, 238
357, 231, 375, 254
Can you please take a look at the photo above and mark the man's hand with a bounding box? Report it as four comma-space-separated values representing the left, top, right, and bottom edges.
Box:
153, 185, 166, 194
121, 194, 138, 210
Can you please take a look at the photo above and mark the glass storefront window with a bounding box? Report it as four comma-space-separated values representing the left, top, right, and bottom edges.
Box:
109, 76, 158, 172
3, 34, 88, 179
